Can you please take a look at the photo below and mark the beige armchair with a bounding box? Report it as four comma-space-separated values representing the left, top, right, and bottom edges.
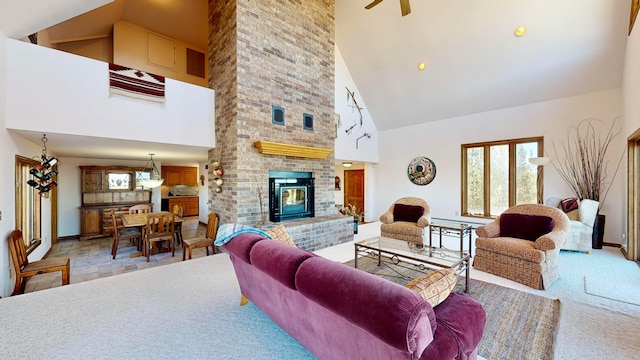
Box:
379, 197, 430, 245
545, 197, 599, 253
473, 204, 570, 289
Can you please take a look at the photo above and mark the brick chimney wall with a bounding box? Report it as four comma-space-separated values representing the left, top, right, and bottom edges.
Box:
208, 0, 336, 226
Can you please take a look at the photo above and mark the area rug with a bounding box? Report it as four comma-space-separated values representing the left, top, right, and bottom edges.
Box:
584, 275, 640, 307
345, 257, 561, 360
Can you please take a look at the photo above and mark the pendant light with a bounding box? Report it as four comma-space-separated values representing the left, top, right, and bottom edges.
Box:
137, 153, 164, 189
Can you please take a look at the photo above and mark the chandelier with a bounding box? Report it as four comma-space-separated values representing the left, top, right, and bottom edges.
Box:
137, 153, 164, 189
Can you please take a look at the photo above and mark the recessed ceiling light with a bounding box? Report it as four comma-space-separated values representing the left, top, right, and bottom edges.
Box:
418, 62, 426, 70
514, 26, 527, 37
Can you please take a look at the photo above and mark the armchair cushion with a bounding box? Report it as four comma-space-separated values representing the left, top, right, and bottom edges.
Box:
393, 204, 425, 223
499, 213, 555, 241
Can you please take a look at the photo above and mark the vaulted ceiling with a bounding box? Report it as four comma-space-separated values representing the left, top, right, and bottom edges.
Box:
1, 0, 632, 160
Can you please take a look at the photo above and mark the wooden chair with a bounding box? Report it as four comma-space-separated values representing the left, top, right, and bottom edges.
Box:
109, 209, 142, 259
172, 204, 184, 245
183, 213, 219, 261
129, 204, 151, 214
7, 230, 70, 295
144, 212, 175, 262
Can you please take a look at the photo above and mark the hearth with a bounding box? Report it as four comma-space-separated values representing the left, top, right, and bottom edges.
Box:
269, 171, 314, 222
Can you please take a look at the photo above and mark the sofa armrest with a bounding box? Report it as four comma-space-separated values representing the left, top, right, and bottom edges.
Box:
380, 211, 394, 224
534, 229, 567, 251
579, 199, 599, 227
417, 215, 430, 228
476, 221, 500, 238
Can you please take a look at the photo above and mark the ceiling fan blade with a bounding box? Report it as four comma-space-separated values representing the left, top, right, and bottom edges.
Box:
400, 0, 411, 16
365, 0, 384, 10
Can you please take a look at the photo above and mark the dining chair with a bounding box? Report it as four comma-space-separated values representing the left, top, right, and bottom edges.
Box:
109, 209, 142, 259
7, 229, 70, 295
172, 204, 184, 245
183, 213, 219, 261
144, 212, 175, 262
129, 204, 151, 214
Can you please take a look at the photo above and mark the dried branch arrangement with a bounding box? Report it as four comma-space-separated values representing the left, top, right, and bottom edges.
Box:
551, 118, 623, 208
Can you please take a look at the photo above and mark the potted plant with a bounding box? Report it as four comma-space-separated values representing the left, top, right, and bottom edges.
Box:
551, 118, 624, 248
339, 203, 364, 234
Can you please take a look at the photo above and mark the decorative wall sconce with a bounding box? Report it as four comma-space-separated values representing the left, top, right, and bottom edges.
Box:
137, 153, 164, 188
27, 134, 58, 195
356, 133, 372, 149
345, 86, 363, 135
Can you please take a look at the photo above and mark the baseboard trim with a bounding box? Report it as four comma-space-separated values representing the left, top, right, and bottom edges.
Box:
59, 235, 80, 241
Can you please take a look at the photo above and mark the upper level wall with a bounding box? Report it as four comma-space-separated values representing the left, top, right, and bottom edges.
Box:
5, 38, 215, 149
113, 21, 208, 87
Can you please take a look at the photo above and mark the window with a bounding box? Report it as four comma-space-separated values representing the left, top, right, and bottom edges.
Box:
15, 155, 42, 247
462, 137, 543, 218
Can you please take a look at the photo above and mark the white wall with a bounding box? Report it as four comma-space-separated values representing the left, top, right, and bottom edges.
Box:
334, 47, 378, 164
334, 47, 380, 222
5, 39, 214, 148
376, 89, 625, 245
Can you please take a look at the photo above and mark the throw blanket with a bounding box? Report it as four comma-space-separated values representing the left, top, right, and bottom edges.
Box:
214, 223, 273, 246
109, 63, 165, 103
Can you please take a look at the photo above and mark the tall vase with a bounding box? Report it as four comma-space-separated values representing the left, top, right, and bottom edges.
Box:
353, 218, 358, 234
592, 214, 605, 249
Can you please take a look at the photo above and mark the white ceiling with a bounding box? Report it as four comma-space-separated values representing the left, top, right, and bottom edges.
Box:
1, 0, 632, 160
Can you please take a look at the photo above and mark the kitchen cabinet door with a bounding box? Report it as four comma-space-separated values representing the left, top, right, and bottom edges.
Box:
185, 197, 199, 216
166, 169, 182, 186
182, 168, 198, 186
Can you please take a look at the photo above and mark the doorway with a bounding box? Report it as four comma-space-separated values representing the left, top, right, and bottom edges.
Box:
626, 129, 640, 261
344, 169, 364, 222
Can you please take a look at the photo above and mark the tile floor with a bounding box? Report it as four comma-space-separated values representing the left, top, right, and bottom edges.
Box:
22, 217, 208, 294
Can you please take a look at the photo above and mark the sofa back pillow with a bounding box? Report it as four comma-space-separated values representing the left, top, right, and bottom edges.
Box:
393, 203, 424, 223
499, 213, 555, 241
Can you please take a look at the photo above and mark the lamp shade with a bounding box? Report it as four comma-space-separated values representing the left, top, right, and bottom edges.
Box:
138, 179, 164, 188
528, 157, 550, 166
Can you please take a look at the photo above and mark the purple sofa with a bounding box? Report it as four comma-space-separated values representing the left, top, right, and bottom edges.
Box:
223, 233, 486, 360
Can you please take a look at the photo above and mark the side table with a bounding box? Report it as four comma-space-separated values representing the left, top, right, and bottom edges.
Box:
428, 218, 476, 256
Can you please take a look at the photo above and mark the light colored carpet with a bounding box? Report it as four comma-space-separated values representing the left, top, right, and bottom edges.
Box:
0, 254, 315, 360
584, 274, 640, 307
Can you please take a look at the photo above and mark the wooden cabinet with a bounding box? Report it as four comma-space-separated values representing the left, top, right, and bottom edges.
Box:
80, 208, 102, 239
80, 165, 153, 241
162, 166, 198, 186
168, 197, 199, 217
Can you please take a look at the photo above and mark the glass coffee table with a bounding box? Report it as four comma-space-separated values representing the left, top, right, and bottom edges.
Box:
354, 236, 470, 293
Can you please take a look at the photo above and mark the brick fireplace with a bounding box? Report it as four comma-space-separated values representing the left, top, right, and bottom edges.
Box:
207, 0, 352, 250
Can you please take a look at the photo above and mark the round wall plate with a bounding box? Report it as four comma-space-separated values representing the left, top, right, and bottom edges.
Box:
407, 156, 436, 185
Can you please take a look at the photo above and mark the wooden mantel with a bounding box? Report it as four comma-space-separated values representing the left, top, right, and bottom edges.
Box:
254, 141, 333, 159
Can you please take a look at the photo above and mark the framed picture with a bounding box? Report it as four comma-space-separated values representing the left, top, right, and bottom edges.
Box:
631, 0, 639, 35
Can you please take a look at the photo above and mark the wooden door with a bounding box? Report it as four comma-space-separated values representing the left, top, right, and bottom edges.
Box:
344, 170, 365, 220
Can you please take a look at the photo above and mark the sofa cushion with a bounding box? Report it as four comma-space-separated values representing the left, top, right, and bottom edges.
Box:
393, 203, 424, 223
250, 239, 314, 290
296, 257, 436, 355
560, 197, 581, 221
221, 233, 265, 264
405, 269, 457, 307
499, 213, 555, 241
266, 224, 296, 247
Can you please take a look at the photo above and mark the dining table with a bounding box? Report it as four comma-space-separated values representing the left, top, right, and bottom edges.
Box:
121, 211, 183, 258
